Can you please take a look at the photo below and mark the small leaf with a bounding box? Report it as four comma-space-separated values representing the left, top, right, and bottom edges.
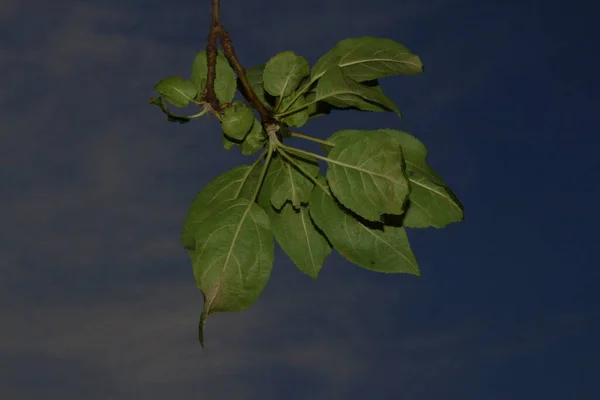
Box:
264, 154, 320, 209
193, 198, 274, 347
242, 119, 266, 155
220, 101, 255, 140
148, 97, 191, 124
245, 64, 274, 109
312, 36, 423, 83
191, 50, 237, 103
279, 94, 309, 128
223, 135, 238, 150
309, 180, 419, 275
379, 129, 464, 228
257, 187, 331, 278
315, 67, 400, 115
154, 77, 197, 108
326, 130, 409, 221
263, 51, 310, 97
181, 165, 261, 250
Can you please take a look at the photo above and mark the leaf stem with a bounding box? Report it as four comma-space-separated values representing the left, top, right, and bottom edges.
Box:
275, 147, 331, 196
235, 148, 268, 198
289, 131, 335, 148
278, 79, 317, 115
275, 138, 350, 171
250, 141, 276, 204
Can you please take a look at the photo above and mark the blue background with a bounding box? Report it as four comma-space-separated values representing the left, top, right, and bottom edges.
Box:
1, 0, 598, 398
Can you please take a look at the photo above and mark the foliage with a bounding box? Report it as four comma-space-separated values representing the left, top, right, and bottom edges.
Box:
149, 2, 463, 347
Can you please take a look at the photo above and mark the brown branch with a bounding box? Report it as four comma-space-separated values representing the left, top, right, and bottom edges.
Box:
204, 0, 222, 112
220, 32, 273, 123
204, 0, 274, 124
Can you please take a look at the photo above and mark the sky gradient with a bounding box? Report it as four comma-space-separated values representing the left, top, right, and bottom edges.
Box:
1, 0, 598, 399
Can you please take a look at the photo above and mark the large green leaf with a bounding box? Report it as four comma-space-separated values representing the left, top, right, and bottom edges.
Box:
312, 36, 423, 83
193, 198, 274, 347
379, 129, 464, 228
181, 165, 261, 250
263, 153, 320, 209
314, 67, 400, 115
154, 76, 197, 108
263, 51, 310, 98
326, 130, 410, 221
309, 181, 419, 275
191, 50, 237, 104
257, 186, 331, 278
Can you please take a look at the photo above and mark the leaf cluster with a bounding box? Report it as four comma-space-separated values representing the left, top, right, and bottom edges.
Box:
150, 36, 463, 347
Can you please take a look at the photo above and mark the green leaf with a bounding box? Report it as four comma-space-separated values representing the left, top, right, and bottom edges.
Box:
193, 198, 274, 347
270, 204, 331, 278
312, 36, 423, 83
257, 186, 331, 278
181, 165, 261, 250
242, 119, 266, 155
263, 51, 310, 98
245, 64, 274, 109
154, 77, 197, 108
191, 50, 237, 104
304, 92, 335, 119
148, 97, 191, 123
223, 135, 238, 150
315, 67, 400, 115
326, 130, 409, 221
309, 180, 419, 274
379, 129, 464, 228
220, 101, 255, 140
279, 94, 309, 128
264, 153, 320, 209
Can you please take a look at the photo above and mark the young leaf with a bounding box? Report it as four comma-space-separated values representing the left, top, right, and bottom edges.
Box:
245, 64, 274, 109
309, 180, 419, 275
257, 187, 331, 278
223, 135, 238, 150
264, 153, 319, 209
315, 67, 400, 115
263, 51, 310, 98
242, 119, 266, 155
148, 97, 191, 124
326, 130, 409, 221
191, 50, 237, 103
312, 36, 423, 83
193, 198, 274, 347
379, 129, 464, 228
220, 101, 255, 140
181, 165, 261, 250
279, 94, 309, 128
154, 77, 197, 108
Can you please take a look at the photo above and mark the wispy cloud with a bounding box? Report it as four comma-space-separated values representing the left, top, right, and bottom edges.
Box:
0, 277, 459, 398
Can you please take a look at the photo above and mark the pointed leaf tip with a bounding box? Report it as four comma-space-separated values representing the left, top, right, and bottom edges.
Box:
199, 311, 206, 348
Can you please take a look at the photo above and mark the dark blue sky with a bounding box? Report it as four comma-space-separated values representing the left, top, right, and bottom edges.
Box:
1, 0, 598, 398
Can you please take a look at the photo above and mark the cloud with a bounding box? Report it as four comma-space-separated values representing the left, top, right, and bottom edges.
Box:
0, 273, 472, 399
4, 268, 588, 399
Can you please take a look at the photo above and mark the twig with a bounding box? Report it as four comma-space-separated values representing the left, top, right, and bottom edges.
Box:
204, 0, 222, 111
204, 0, 273, 124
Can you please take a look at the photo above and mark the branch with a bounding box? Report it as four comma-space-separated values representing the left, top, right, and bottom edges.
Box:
204, 0, 274, 124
